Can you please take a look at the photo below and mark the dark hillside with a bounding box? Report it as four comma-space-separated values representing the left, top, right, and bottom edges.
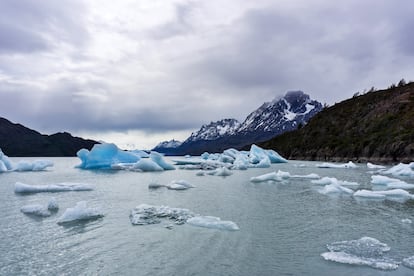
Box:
260, 82, 414, 163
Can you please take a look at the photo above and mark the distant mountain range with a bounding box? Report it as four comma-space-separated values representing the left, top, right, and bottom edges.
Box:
153, 91, 322, 155
0, 117, 98, 156
261, 81, 414, 163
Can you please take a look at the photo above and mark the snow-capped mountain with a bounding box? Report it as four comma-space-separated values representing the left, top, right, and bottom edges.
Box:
238, 91, 322, 135
153, 91, 322, 155
185, 119, 240, 143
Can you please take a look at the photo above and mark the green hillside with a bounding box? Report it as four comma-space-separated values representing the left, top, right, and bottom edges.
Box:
261, 81, 414, 163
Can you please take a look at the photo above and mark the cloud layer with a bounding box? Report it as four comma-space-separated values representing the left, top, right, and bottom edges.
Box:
1, 0, 413, 148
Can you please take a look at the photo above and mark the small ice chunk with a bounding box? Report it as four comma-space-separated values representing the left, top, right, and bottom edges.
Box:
319, 183, 354, 195
150, 151, 175, 170
15, 160, 54, 171
371, 175, 414, 190
367, 163, 386, 169
354, 189, 414, 202
401, 218, 412, 224
187, 216, 240, 231
15, 182, 94, 193
0, 160, 8, 172
129, 204, 195, 225
21, 204, 51, 217
290, 173, 320, 179
250, 172, 283, 183
169, 180, 194, 188
403, 256, 414, 269
311, 177, 358, 187
317, 161, 357, 169
213, 167, 233, 177
196, 171, 205, 176
383, 162, 414, 178
148, 182, 165, 189
132, 159, 163, 172
57, 201, 104, 224
321, 237, 398, 270
47, 197, 59, 211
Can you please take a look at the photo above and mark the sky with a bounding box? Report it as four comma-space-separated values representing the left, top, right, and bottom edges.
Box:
1, 0, 413, 150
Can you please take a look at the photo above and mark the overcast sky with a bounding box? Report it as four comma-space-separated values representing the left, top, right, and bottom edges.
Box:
1, 0, 413, 149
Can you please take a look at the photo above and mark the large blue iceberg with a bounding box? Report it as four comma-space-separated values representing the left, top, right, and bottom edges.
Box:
76, 143, 175, 171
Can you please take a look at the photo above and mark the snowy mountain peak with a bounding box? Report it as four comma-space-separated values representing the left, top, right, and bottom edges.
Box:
186, 118, 241, 143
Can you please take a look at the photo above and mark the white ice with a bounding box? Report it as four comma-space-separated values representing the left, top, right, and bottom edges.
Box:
311, 177, 358, 187
318, 183, 354, 196
15, 160, 54, 171
187, 216, 239, 231
353, 189, 414, 202
150, 151, 175, 170
166, 180, 194, 190
383, 162, 414, 178
401, 218, 412, 224
371, 175, 414, 190
367, 162, 386, 169
321, 237, 399, 270
57, 201, 104, 224
317, 161, 357, 169
0, 148, 13, 172
250, 170, 289, 183
210, 167, 233, 177
403, 256, 414, 269
21, 204, 51, 217
132, 159, 164, 172
15, 182, 94, 193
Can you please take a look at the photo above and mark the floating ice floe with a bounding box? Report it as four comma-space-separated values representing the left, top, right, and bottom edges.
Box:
148, 182, 166, 189
207, 167, 233, 177
0, 148, 53, 172
317, 161, 357, 169
382, 162, 414, 178
403, 256, 414, 269
401, 218, 412, 224
371, 175, 414, 190
129, 204, 239, 231
57, 201, 104, 224
251, 170, 320, 183
174, 145, 287, 172
318, 183, 354, 196
311, 177, 359, 187
167, 180, 195, 190
367, 162, 386, 170
353, 189, 414, 202
15, 182, 94, 193
77, 143, 175, 172
321, 237, 399, 270
187, 216, 239, 231
20, 198, 59, 217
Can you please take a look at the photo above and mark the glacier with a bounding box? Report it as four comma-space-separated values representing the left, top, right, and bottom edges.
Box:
15, 182, 94, 193
321, 237, 399, 270
57, 201, 104, 224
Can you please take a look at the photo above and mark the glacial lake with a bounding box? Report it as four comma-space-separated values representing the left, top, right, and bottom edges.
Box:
1, 157, 414, 276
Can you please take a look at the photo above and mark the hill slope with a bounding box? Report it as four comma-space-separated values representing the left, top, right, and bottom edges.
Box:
260, 83, 414, 163
0, 117, 98, 156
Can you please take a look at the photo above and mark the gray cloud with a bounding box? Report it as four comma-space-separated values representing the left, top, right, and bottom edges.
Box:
1, 0, 414, 146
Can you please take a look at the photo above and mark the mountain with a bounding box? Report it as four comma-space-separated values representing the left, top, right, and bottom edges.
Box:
0, 117, 99, 156
260, 82, 414, 163
152, 139, 183, 155
154, 91, 322, 155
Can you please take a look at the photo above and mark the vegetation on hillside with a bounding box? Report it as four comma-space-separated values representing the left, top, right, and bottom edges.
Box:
261, 80, 414, 163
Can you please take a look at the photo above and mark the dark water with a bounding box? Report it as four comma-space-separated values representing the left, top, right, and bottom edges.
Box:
1, 158, 414, 275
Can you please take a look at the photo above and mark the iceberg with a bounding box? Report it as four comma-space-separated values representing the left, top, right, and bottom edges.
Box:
76, 143, 140, 169
132, 159, 163, 172
290, 173, 320, 179
265, 149, 288, 163
311, 177, 358, 187
403, 256, 414, 269
383, 162, 414, 178
15, 182, 94, 193
317, 161, 357, 169
250, 171, 288, 183
129, 204, 240, 231
353, 189, 414, 202
209, 167, 233, 177
367, 162, 386, 169
321, 237, 399, 270
57, 201, 104, 224
166, 180, 195, 190
0, 148, 13, 172
129, 204, 195, 225
20, 198, 59, 217
15, 160, 54, 171
371, 175, 414, 190
187, 216, 239, 231
318, 183, 354, 196
149, 151, 175, 170
401, 218, 412, 224
21, 204, 52, 217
